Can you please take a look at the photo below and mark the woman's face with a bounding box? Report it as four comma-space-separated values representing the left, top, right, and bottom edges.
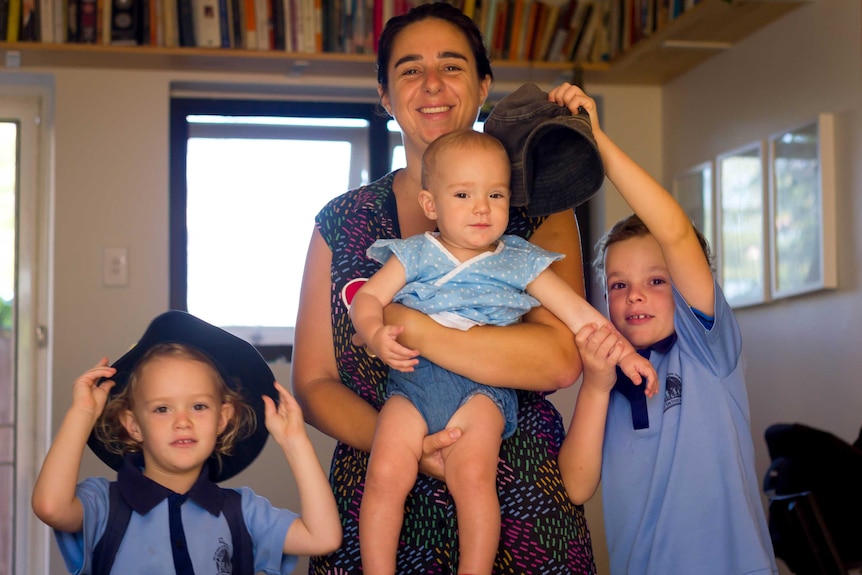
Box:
379, 18, 491, 160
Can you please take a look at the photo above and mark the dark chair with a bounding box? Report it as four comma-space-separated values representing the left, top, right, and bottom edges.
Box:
763, 423, 862, 575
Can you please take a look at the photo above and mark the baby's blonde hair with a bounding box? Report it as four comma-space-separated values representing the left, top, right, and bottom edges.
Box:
421, 129, 510, 191
94, 343, 257, 474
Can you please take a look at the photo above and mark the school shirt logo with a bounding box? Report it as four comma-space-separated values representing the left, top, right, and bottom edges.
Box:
213, 537, 232, 574
664, 373, 682, 412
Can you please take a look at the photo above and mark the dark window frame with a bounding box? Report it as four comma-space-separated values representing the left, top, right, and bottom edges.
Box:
168, 98, 391, 361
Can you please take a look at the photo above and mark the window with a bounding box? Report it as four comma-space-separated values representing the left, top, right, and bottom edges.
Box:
170, 99, 393, 360
0, 90, 51, 575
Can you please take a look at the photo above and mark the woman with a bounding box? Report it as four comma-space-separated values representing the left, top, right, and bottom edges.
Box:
291, 3, 596, 573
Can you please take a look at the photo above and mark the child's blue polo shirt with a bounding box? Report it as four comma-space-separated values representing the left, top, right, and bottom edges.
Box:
601, 281, 777, 575
54, 455, 299, 574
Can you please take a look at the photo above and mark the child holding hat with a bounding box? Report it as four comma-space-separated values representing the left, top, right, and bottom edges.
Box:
32, 310, 341, 574
554, 82, 777, 574
350, 129, 656, 575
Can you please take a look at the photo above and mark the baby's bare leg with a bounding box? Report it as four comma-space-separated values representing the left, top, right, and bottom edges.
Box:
360, 396, 427, 575
443, 394, 506, 575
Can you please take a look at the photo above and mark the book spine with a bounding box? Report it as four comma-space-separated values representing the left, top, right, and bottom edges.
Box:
0, 0, 9, 40
177, 0, 195, 45
269, 0, 283, 48
5, 0, 21, 40
39, 0, 54, 40
78, 0, 98, 42
217, 0, 229, 46
191, 0, 220, 46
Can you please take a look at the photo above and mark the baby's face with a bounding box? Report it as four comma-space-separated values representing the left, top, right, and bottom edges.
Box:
604, 234, 676, 350
427, 145, 511, 255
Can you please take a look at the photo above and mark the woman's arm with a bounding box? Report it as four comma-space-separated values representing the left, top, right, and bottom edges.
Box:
291, 230, 380, 453
386, 210, 585, 391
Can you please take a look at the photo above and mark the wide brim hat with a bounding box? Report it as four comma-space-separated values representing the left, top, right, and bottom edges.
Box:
87, 310, 277, 482
484, 82, 605, 217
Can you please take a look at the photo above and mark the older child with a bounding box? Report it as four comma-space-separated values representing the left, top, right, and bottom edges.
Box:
32, 310, 341, 574
554, 83, 777, 574
350, 129, 655, 575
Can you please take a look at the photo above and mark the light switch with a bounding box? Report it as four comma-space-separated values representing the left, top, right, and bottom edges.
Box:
103, 247, 129, 287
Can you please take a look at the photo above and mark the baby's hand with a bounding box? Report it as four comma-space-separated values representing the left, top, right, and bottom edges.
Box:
71, 358, 117, 423
618, 353, 659, 398
370, 324, 419, 372
263, 382, 308, 449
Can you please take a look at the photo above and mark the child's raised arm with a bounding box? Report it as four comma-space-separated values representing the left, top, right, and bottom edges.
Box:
32, 359, 117, 532
263, 382, 342, 556
547, 83, 715, 316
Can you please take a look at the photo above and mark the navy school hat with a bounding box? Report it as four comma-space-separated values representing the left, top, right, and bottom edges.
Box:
484, 82, 605, 217
87, 310, 277, 482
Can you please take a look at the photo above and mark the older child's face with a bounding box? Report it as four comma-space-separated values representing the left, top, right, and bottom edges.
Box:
420, 145, 510, 257
604, 234, 676, 350
122, 356, 233, 485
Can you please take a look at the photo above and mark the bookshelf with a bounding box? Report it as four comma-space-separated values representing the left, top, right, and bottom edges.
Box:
0, 0, 807, 86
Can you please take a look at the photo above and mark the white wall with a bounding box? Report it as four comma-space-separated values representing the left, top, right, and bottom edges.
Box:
663, 0, 862, 489
12, 1, 861, 570
585, 2, 862, 574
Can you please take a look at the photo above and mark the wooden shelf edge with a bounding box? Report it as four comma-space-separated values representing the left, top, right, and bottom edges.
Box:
0, 0, 809, 86
598, 0, 809, 84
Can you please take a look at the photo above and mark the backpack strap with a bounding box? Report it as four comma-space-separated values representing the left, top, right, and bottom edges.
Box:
91, 482, 253, 575
222, 487, 254, 575
91, 481, 132, 575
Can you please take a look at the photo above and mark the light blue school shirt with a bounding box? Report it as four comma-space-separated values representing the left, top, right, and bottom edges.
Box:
54, 474, 299, 574
601, 281, 777, 575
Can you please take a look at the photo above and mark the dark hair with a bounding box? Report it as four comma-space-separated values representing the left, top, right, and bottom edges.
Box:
376, 2, 494, 90
421, 129, 507, 189
592, 213, 714, 292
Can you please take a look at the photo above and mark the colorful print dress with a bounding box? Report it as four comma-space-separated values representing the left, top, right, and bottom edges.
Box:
310, 171, 596, 574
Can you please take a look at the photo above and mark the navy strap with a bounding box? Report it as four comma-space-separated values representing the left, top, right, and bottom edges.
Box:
91, 482, 133, 575
222, 488, 254, 575
168, 493, 195, 574
613, 350, 652, 430
612, 333, 677, 430
92, 482, 253, 575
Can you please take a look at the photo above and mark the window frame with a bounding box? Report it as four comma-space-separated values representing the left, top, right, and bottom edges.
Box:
168, 98, 392, 360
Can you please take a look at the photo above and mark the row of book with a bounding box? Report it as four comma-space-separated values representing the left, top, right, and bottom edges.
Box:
0, 0, 705, 63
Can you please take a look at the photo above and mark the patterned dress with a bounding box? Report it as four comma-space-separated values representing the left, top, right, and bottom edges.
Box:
310, 171, 596, 575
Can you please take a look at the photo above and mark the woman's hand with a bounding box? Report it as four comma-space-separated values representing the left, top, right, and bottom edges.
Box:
417, 427, 462, 480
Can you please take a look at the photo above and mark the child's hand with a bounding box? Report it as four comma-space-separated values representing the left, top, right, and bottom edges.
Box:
618, 353, 659, 398
547, 82, 602, 134
71, 358, 117, 424
369, 324, 419, 372
575, 323, 624, 394
264, 382, 310, 449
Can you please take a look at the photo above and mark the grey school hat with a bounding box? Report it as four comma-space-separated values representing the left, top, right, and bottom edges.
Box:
484, 82, 605, 217
87, 310, 277, 482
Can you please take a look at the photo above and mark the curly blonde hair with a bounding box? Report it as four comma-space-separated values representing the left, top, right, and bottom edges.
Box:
94, 343, 257, 474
